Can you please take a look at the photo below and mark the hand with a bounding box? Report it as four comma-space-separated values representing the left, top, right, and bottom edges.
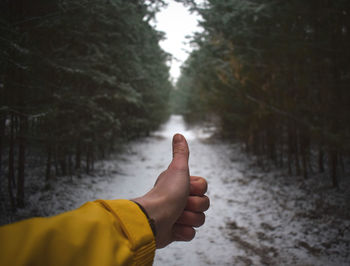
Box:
133, 134, 210, 248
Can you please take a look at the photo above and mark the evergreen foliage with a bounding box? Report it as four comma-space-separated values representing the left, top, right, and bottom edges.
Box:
0, 0, 172, 209
176, 0, 350, 187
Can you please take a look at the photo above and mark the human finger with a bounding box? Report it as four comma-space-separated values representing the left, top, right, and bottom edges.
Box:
172, 224, 196, 242
168, 134, 189, 171
176, 210, 205, 228
185, 195, 210, 213
190, 176, 208, 196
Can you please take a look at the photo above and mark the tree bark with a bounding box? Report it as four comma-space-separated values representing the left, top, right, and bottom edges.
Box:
287, 125, 293, 175
300, 131, 309, 179
8, 113, 16, 210
329, 149, 338, 188
17, 115, 27, 208
58, 146, 67, 176
45, 143, 52, 181
318, 146, 324, 173
86, 145, 90, 174
294, 128, 301, 176
75, 142, 81, 171
0, 113, 6, 184
54, 146, 59, 177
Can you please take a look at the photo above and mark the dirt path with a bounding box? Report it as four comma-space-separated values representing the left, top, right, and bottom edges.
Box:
4, 115, 349, 265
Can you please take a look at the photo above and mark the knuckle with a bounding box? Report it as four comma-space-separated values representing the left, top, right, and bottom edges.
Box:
199, 179, 208, 194
193, 196, 210, 212
202, 196, 210, 211
196, 213, 206, 227
173, 146, 189, 157
190, 177, 208, 195
171, 162, 189, 172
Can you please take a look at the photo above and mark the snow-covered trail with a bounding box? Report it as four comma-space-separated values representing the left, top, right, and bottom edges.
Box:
88, 115, 349, 266
8, 115, 350, 265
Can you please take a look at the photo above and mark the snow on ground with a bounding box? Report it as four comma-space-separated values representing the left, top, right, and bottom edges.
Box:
1, 115, 350, 265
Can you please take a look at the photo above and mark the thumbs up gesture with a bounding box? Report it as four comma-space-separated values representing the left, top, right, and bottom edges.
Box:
133, 134, 210, 248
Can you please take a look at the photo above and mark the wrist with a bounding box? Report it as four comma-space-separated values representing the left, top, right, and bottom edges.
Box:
131, 200, 157, 237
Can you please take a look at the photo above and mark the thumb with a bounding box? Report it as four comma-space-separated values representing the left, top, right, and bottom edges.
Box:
169, 133, 189, 171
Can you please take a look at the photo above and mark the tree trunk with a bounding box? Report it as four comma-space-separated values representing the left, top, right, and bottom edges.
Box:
75, 142, 81, 171
59, 157, 67, 176
68, 153, 73, 175
301, 146, 308, 179
294, 129, 301, 176
86, 146, 90, 174
329, 149, 338, 188
318, 146, 324, 173
45, 143, 52, 181
54, 146, 59, 177
300, 132, 309, 179
8, 113, 16, 210
339, 152, 345, 176
17, 115, 27, 208
287, 124, 293, 175
91, 146, 95, 172
278, 125, 284, 168
58, 146, 67, 176
0, 113, 6, 183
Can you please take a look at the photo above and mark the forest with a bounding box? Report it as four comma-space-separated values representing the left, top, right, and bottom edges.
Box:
175, 0, 350, 188
0, 0, 172, 210
1, 0, 349, 218
1, 0, 349, 264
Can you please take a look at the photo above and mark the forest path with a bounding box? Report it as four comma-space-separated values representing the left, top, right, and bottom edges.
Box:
9, 115, 350, 265
97, 115, 349, 266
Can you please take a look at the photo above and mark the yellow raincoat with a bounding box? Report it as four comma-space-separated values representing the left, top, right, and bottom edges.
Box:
0, 199, 156, 266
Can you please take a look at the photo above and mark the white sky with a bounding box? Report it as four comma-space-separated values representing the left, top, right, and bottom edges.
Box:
153, 1, 203, 83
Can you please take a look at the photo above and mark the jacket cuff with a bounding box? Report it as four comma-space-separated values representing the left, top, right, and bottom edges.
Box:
96, 199, 156, 265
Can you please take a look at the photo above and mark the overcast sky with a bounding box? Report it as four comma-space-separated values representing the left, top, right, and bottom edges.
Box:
153, 1, 203, 83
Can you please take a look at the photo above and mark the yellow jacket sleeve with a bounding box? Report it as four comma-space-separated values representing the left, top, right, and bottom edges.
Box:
0, 199, 156, 266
